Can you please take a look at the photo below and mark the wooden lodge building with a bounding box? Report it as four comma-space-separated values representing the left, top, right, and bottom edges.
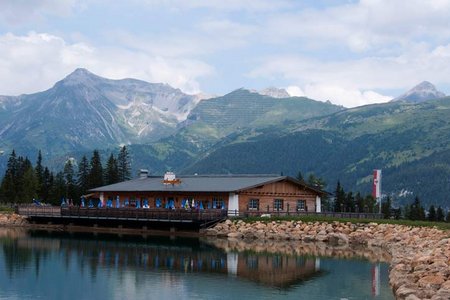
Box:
89, 171, 327, 216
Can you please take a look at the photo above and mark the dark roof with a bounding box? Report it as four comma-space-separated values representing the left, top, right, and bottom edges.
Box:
90, 174, 327, 195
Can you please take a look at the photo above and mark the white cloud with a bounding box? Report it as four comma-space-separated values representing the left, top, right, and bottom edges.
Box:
0, 32, 213, 95
302, 84, 392, 107
263, 0, 450, 53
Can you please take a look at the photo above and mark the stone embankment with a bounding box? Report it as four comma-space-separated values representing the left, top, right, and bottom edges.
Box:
206, 220, 450, 300
0, 213, 28, 226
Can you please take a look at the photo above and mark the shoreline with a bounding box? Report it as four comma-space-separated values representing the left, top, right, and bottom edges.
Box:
2, 213, 449, 299
205, 219, 450, 300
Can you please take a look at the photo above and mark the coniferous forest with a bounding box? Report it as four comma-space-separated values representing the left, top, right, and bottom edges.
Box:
0, 146, 130, 205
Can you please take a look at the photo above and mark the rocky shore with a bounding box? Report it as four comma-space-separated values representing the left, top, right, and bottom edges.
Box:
206, 220, 450, 300
0, 213, 28, 226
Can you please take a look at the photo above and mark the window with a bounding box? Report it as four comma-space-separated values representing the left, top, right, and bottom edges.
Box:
274, 199, 284, 211
297, 200, 306, 211
246, 255, 259, 269
212, 197, 224, 209
248, 198, 259, 210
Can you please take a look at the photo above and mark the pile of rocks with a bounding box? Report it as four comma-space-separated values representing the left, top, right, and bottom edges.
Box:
205, 220, 450, 300
0, 213, 28, 226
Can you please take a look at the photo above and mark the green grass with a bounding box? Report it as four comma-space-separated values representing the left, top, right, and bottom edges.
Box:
235, 215, 450, 231
0, 206, 14, 214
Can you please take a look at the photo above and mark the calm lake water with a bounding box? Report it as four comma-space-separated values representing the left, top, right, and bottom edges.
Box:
0, 228, 394, 300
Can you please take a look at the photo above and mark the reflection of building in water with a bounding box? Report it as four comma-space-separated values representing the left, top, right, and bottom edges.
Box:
3, 232, 321, 289
233, 253, 320, 288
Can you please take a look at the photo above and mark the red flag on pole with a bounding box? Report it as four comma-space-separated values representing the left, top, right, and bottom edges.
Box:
372, 169, 382, 199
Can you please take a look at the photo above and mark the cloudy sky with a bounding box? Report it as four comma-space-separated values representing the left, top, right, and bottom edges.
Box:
1, 0, 450, 107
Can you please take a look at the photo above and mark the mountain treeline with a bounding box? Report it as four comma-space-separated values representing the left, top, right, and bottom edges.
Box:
0, 147, 131, 205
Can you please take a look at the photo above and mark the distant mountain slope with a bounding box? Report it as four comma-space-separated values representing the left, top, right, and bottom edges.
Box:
183, 98, 450, 208
392, 81, 445, 103
0, 69, 198, 156
184, 88, 343, 138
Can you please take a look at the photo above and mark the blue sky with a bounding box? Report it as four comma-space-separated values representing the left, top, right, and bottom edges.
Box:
1, 0, 450, 107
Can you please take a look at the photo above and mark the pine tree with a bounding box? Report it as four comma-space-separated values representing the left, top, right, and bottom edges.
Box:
355, 192, 364, 213
63, 160, 77, 201
381, 196, 392, 219
0, 150, 18, 202
118, 146, 131, 181
50, 171, 66, 205
446, 211, 450, 223
35, 150, 44, 199
41, 167, 53, 203
344, 191, 354, 212
21, 167, 38, 203
104, 153, 119, 185
89, 150, 103, 188
296, 171, 303, 181
428, 205, 436, 221
77, 155, 90, 196
436, 206, 445, 222
409, 197, 425, 221
333, 181, 345, 212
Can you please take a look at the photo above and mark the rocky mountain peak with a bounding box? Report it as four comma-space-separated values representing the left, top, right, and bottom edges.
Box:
392, 81, 446, 103
258, 87, 290, 98
59, 68, 104, 87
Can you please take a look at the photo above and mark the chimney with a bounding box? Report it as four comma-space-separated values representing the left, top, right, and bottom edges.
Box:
139, 169, 149, 179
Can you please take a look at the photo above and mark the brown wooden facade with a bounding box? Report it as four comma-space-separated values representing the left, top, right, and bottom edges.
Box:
93, 177, 324, 215
237, 180, 320, 213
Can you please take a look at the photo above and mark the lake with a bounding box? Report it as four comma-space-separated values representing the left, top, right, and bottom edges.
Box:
0, 228, 394, 300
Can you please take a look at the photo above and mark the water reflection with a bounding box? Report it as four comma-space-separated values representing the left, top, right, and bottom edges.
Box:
0, 228, 393, 300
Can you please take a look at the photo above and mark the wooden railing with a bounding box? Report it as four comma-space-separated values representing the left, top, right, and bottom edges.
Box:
227, 209, 383, 219
17, 205, 228, 222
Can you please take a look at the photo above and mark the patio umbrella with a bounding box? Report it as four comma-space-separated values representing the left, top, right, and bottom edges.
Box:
81, 197, 85, 208
88, 199, 93, 208
191, 199, 195, 208
199, 201, 204, 210
116, 196, 120, 208
136, 199, 141, 208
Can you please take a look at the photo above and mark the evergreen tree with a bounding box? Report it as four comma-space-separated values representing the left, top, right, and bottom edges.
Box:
63, 160, 77, 201
446, 211, 450, 223
35, 150, 44, 199
344, 191, 355, 212
436, 206, 445, 222
364, 195, 376, 213
104, 153, 119, 185
306, 173, 326, 189
89, 150, 103, 188
0, 150, 18, 202
381, 196, 392, 219
355, 192, 364, 213
428, 205, 436, 222
409, 197, 425, 221
41, 167, 53, 203
77, 155, 90, 196
21, 167, 38, 203
296, 171, 303, 181
333, 181, 345, 212
118, 146, 131, 181
50, 171, 66, 205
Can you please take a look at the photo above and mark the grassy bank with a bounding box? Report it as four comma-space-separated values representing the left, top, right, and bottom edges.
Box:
0, 206, 14, 214
238, 215, 450, 231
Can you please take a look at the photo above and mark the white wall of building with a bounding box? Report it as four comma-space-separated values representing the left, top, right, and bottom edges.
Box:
315, 196, 321, 213
228, 193, 239, 216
